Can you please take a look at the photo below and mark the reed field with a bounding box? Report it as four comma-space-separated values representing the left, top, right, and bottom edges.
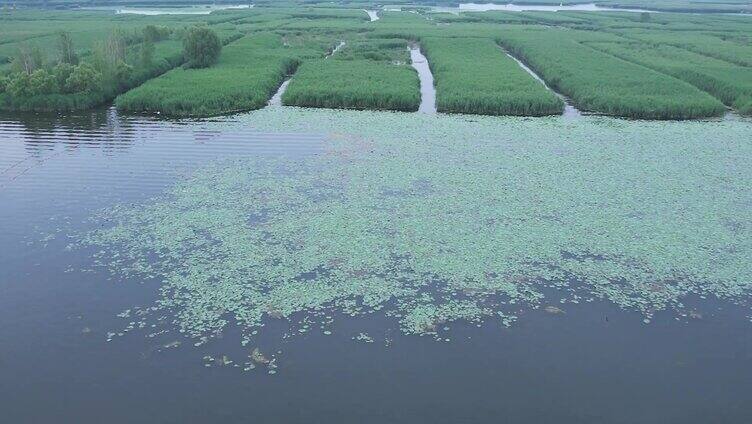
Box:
587, 41, 752, 115
115, 34, 306, 117
282, 37, 420, 112
496, 28, 727, 119
616, 30, 752, 68
420, 37, 563, 116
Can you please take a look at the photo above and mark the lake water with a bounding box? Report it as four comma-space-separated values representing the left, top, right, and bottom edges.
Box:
410, 46, 437, 114
457, 2, 655, 13
1, 107, 751, 423
84, 4, 253, 15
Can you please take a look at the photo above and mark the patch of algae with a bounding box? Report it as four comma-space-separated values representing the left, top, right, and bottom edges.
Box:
82, 108, 752, 344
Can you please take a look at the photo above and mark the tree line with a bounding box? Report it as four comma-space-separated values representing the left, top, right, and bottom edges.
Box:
0, 25, 221, 110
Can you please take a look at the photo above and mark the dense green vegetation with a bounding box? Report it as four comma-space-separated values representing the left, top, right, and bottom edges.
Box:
2, 2, 751, 118
497, 27, 727, 119
587, 41, 752, 114
116, 33, 313, 117
0, 26, 184, 111
182, 26, 222, 68
283, 59, 420, 112
282, 37, 420, 112
420, 37, 563, 116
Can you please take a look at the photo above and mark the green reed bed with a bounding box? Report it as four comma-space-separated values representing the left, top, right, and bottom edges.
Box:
420, 37, 563, 116
497, 28, 726, 119
116, 34, 304, 117
587, 41, 752, 115
282, 38, 420, 111
619, 30, 752, 68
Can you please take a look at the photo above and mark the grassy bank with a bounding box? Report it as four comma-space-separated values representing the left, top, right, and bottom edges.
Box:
420, 37, 563, 116
497, 28, 726, 119
116, 34, 304, 117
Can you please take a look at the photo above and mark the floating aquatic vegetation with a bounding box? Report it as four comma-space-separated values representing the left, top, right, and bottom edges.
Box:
79, 108, 752, 351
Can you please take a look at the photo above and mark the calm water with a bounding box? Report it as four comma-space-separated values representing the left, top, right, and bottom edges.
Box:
84, 4, 254, 15
410, 46, 437, 115
457, 3, 655, 12
1, 108, 751, 423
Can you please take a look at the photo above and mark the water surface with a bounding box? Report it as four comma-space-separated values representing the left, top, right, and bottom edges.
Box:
84, 4, 254, 15
1, 107, 751, 423
410, 46, 437, 114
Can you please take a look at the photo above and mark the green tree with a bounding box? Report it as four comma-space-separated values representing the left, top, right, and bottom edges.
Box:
28, 69, 58, 95
140, 38, 155, 68
65, 63, 102, 93
7, 73, 31, 97
143, 25, 170, 43
12, 44, 44, 74
92, 29, 127, 74
52, 63, 74, 92
0, 74, 8, 94
56, 31, 79, 65
182, 26, 221, 69
113, 60, 133, 86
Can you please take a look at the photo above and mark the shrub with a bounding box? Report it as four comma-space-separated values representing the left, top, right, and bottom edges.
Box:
65, 63, 102, 93
143, 25, 171, 43
182, 26, 221, 69
28, 68, 58, 95
7, 72, 31, 97
52, 63, 74, 91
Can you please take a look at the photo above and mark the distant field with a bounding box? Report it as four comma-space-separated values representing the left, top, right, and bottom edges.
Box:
420, 37, 563, 116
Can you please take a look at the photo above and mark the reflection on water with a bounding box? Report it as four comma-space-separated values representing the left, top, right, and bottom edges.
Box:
0, 107, 325, 213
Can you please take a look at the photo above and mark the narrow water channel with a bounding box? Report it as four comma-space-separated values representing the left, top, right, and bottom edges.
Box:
268, 78, 291, 107
500, 46, 581, 118
326, 41, 346, 59
365, 10, 380, 21
409, 46, 437, 115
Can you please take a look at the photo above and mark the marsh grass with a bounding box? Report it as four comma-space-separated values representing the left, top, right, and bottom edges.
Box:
116, 33, 304, 117
282, 37, 420, 111
497, 28, 726, 119
282, 59, 420, 111
587, 41, 752, 115
421, 37, 563, 116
